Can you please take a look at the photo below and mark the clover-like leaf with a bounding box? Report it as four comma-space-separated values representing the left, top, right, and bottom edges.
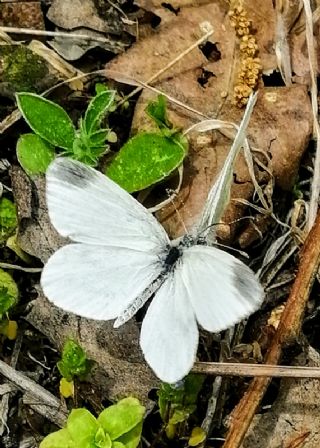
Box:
98, 397, 145, 441
17, 133, 55, 175
106, 133, 187, 192
16, 93, 76, 150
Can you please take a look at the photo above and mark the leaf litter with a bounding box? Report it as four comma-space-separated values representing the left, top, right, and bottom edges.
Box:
1, 0, 320, 446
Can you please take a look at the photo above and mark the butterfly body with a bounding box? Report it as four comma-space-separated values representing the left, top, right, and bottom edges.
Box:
41, 158, 264, 383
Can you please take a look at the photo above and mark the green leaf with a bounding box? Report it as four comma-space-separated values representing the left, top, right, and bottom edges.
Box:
116, 421, 143, 448
65, 134, 108, 167
0, 268, 18, 317
0, 198, 17, 244
16, 133, 55, 175
88, 129, 110, 147
183, 374, 205, 405
40, 428, 75, 448
84, 90, 116, 135
95, 83, 109, 95
112, 443, 126, 448
67, 409, 98, 446
158, 374, 204, 426
95, 427, 112, 448
16, 92, 75, 150
106, 133, 187, 192
169, 406, 195, 425
98, 397, 145, 441
188, 427, 206, 446
146, 95, 171, 130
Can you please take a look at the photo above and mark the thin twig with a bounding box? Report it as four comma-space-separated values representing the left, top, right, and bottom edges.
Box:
222, 209, 320, 448
0, 262, 42, 273
0, 359, 67, 427
0, 26, 114, 44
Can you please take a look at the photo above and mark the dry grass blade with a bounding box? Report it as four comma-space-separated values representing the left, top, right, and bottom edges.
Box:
303, 0, 320, 230
275, 3, 293, 85
197, 93, 258, 238
193, 362, 320, 379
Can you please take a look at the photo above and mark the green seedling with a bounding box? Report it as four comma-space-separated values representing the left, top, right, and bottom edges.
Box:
158, 374, 204, 439
57, 339, 93, 382
40, 397, 145, 448
16, 89, 188, 193
16, 87, 116, 172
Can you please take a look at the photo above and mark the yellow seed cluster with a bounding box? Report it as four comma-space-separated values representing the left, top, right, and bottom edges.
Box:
228, 4, 262, 107
228, 5, 251, 37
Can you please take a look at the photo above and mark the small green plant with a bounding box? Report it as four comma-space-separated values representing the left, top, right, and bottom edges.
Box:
57, 339, 93, 382
16, 89, 188, 193
106, 95, 188, 192
158, 374, 204, 440
40, 397, 145, 448
16, 86, 116, 173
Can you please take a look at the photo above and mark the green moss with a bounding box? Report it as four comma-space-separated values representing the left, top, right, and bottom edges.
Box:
1, 45, 48, 93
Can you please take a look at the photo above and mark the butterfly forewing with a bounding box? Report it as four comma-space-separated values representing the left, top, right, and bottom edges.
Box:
46, 158, 169, 252
42, 158, 170, 321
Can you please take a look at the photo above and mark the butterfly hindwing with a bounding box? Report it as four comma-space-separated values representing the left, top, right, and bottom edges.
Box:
140, 272, 199, 384
41, 243, 163, 320
178, 244, 264, 333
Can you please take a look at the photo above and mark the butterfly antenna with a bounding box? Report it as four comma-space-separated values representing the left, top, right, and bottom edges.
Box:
165, 188, 189, 234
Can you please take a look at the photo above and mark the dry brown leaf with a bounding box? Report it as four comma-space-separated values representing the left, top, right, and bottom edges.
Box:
106, 1, 312, 242
243, 346, 320, 448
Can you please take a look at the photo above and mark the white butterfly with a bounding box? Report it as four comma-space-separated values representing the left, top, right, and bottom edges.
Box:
41, 155, 264, 384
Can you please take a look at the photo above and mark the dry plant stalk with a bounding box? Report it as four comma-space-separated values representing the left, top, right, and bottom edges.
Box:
222, 209, 320, 448
304, 0, 320, 229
